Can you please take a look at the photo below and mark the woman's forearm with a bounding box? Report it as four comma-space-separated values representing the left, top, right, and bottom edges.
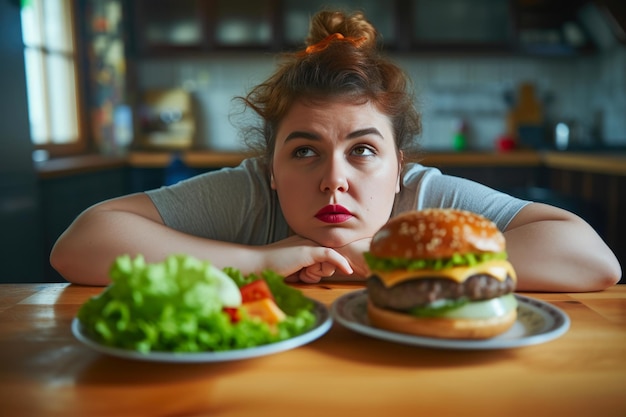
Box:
50, 208, 265, 286
504, 204, 621, 292
50, 194, 354, 286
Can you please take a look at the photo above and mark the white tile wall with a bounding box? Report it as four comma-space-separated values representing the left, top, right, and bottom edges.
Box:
137, 46, 626, 151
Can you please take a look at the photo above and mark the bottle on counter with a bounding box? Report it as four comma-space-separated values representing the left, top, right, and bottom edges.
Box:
510, 82, 545, 149
165, 153, 196, 185
452, 119, 468, 151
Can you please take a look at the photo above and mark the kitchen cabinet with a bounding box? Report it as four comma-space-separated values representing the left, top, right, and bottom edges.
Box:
131, 0, 208, 54
130, 0, 278, 55
127, 0, 598, 56
0, 1, 44, 283
407, 0, 596, 55
407, 0, 514, 52
214, 0, 277, 48
513, 0, 597, 55
437, 165, 542, 191
130, 0, 395, 55
39, 168, 129, 282
281, 0, 398, 49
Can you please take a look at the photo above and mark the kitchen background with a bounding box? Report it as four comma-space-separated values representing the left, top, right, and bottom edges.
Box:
126, 0, 626, 153
139, 47, 626, 152
1, 0, 625, 283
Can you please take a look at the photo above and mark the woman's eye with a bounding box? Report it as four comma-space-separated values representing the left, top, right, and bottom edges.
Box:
293, 147, 316, 158
352, 145, 376, 156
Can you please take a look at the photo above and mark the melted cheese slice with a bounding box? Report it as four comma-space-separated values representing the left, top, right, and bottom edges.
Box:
376, 259, 516, 288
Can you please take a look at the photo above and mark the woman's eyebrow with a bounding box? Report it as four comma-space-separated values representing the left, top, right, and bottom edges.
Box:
347, 128, 384, 140
285, 127, 384, 142
284, 131, 319, 142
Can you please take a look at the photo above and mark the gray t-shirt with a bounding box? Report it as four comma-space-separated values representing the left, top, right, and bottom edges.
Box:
146, 157, 529, 244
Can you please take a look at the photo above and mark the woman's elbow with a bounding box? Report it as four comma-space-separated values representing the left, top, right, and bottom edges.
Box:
49, 238, 74, 284
585, 248, 622, 291
598, 257, 622, 289
49, 233, 98, 286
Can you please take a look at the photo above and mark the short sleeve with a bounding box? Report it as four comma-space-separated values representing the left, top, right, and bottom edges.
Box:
393, 163, 530, 231
146, 158, 290, 244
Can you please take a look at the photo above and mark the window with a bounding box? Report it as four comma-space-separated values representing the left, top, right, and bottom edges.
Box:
21, 0, 84, 155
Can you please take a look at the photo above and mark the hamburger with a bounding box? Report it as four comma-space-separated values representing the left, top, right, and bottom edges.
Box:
364, 208, 517, 339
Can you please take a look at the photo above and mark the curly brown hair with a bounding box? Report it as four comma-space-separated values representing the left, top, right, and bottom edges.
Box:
236, 9, 422, 165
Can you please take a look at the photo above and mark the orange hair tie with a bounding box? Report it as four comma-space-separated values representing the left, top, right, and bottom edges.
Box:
298, 33, 367, 56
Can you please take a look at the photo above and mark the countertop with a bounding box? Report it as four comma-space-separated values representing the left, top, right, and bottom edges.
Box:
1, 282, 625, 417
34, 149, 626, 178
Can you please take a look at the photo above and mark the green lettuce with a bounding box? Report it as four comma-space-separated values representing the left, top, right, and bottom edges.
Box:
364, 251, 508, 272
77, 254, 316, 353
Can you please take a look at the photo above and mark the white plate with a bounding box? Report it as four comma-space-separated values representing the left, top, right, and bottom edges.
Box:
331, 290, 570, 350
72, 299, 331, 362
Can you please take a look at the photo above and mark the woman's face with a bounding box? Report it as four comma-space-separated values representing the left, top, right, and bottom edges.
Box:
271, 98, 402, 248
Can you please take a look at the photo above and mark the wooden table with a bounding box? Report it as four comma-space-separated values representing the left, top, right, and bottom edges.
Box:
1, 283, 625, 417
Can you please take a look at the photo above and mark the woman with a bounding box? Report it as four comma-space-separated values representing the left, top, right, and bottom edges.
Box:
51, 10, 621, 291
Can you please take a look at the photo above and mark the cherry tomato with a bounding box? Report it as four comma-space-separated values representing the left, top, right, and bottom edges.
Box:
240, 279, 274, 303
222, 307, 240, 323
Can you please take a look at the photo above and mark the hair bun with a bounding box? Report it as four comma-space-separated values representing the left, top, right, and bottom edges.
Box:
306, 10, 377, 50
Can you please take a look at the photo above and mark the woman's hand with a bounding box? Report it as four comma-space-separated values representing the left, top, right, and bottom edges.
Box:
280, 236, 372, 283
260, 235, 354, 283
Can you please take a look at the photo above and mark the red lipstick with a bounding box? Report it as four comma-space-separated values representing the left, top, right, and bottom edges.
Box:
315, 205, 353, 224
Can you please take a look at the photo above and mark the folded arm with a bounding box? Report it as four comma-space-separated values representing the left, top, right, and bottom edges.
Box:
504, 202, 621, 292
50, 193, 352, 286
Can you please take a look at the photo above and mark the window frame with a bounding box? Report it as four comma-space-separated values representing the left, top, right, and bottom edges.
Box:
22, 0, 89, 158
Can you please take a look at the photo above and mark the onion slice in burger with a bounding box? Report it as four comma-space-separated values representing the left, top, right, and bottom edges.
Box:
409, 294, 517, 319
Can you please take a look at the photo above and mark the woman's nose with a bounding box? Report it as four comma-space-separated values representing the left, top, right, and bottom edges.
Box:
320, 155, 349, 193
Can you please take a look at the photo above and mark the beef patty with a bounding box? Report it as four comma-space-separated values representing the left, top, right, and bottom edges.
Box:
367, 274, 516, 311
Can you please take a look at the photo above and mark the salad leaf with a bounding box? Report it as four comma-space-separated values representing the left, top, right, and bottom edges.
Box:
364, 251, 508, 272
77, 254, 316, 353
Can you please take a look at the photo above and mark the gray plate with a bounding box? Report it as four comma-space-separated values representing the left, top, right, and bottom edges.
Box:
72, 299, 331, 362
331, 289, 570, 350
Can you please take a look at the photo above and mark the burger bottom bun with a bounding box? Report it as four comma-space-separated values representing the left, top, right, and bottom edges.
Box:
367, 300, 517, 340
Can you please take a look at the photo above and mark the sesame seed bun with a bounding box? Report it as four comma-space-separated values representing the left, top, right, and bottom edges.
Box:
369, 208, 505, 260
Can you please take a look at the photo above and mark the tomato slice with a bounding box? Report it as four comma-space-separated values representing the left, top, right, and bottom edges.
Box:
222, 307, 240, 323
240, 279, 274, 303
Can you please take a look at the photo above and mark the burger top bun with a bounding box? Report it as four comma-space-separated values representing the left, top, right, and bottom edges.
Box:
370, 209, 505, 260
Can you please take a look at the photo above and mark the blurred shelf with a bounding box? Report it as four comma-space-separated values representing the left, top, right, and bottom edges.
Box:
127, 150, 251, 168
35, 149, 626, 178
36, 154, 127, 179
420, 150, 542, 166
542, 152, 626, 176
